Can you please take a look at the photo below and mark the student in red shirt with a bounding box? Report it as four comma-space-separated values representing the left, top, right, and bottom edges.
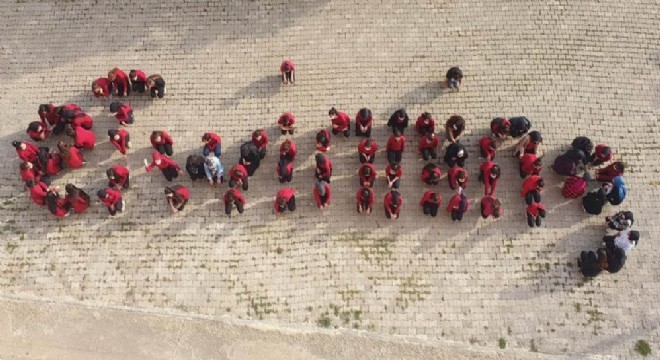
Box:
420, 190, 442, 217
107, 165, 130, 190
355, 108, 373, 137
65, 184, 90, 214
147, 74, 167, 98
313, 180, 332, 210
415, 112, 435, 136
418, 132, 439, 161
276, 158, 293, 183
358, 163, 376, 187
92, 78, 113, 98
479, 136, 498, 161
251, 129, 269, 159
519, 153, 542, 178
356, 187, 374, 215
26, 121, 50, 142
445, 115, 465, 144
20, 161, 50, 185
479, 161, 500, 196
38, 150, 64, 176
13, 141, 40, 163
108, 129, 130, 156
387, 109, 409, 135
522, 175, 544, 205
315, 153, 333, 183
274, 188, 296, 214
490, 117, 510, 139
38, 103, 64, 135
386, 162, 403, 189
201, 132, 222, 157
97, 188, 124, 216
229, 164, 249, 191
66, 126, 95, 150
279, 139, 297, 162
590, 144, 613, 166
596, 161, 624, 182
150, 130, 174, 156
46, 189, 70, 218
448, 166, 469, 193
108, 68, 130, 97
144, 152, 183, 182
358, 138, 378, 164
277, 113, 296, 135
480, 196, 502, 219
223, 188, 245, 217
514, 130, 542, 158
316, 129, 331, 152
386, 129, 406, 164
280, 60, 295, 85
329, 107, 350, 138
384, 190, 403, 220
165, 185, 189, 213
129, 69, 148, 93
421, 163, 441, 186
447, 193, 469, 221
109, 102, 134, 125
26, 179, 49, 206
58, 142, 85, 169
62, 109, 93, 131
526, 202, 546, 227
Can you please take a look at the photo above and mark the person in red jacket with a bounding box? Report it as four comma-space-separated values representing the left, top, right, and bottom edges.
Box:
223, 188, 245, 217
386, 129, 406, 164
384, 190, 403, 220
26, 121, 50, 142
447, 193, 469, 221
386, 162, 403, 189
58, 142, 85, 169
358, 138, 378, 164
38, 150, 64, 176
480, 195, 502, 219
313, 180, 332, 210
479, 161, 500, 196
356, 187, 374, 215
108, 68, 130, 97
20, 161, 50, 185
421, 163, 441, 186
315, 153, 333, 183
420, 190, 442, 217
107, 165, 130, 190
316, 129, 331, 152
274, 188, 296, 214
46, 189, 70, 218
38, 103, 65, 135
522, 175, 544, 205
358, 163, 376, 187
280, 60, 295, 85
97, 188, 124, 216
526, 202, 546, 227
66, 126, 95, 150
251, 129, 269, 159
329, 107, 350, 138
355, 108, 373, 137
276, 158, 293, 183
144, 152, 182, 182
448, 166, 469, 193
12, 141, 40, 163
26, 179, 49, 206
445, 115, 465, 144
165, 185, 189, 213
490, 117, 510, 139
229, 164, 249, 191
108, 129, 130, 156
519, 153, 542, 178
202, 132, 222, 157
64, 184, 90, 214
479, 136, 497, 161
514, 131, 542, 158
62, 109, 93, 130
277, 113, 295, 135
596, 161, 624, 182
418, 132, 439, 161
147, 74, 167, 99
590, 144, 613, 166
129, 69, 148, 93
150, 130, 174, 156
109, 102, 134, 125
279, 139, 297, 162
92, 78, 113, 98
415, 112, 435, 136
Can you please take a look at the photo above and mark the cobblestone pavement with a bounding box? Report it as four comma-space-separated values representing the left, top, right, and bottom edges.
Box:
0, 0, 658, 358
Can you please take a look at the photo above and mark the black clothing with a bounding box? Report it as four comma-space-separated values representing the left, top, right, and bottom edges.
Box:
605, 247, 626, 273
444, 143, 468, 168
578, 251, 603, 278
509, 116, 531, 138
186, 155, 206, 181
582, 189, 606, 215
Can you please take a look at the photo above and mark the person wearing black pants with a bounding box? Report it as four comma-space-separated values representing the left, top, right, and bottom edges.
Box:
147, 74, 166, 99
229, 164, 249, 191
420, 190, 442, 217
386, 129, 406, 164
274, 188, 296, 214
521, 175, 544, 205
444, 142, 468, 168
150, 131, 174, 156
447, 193, 468, 221
223, 188, 245, 217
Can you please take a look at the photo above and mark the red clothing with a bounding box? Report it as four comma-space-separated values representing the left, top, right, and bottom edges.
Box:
64, 147, 84, 169
594, 144, 613, 163
61, 103, 82, 113
110, 129, 130, 155
526, 202, 546, 217
109, 165, 129, 188
145, 152, 181, 172
203, 133, 222, 151
27, 122, 50, 141
524, 139, 537, 153
131, 70, 148, 83
386, 164, 403, 179
316, 129, 331, 152
421, 165, 441, 184
251, 130, 269, 149
39, 104, 60, 126
356, 187, 375, 209
479, 136, 496, 160
111, 69, 130, 94
229, 164, 248, 181
280, 141, 297, 161
480, 196, 502, 218
358, 139, 379, 159
223, 188, 245, 205
280, 60, 295, 72
359, 163, 377, 187
420, 191, 442, 207
491, 118, 510, 137
313, 183, 332, 206
448, 167, 469, 190
383, 192, 403, 216
276, 160, 293, 178
418, 135, 439, 153
71, 113, 93, 130
596, 163, 623, 182
50, 196, 69, 218
278, 113, 295, 126
115, 104, 133, 124
66, 193, 90, 213
150, 131, 174, 148
520, 154, 541, 176
29, 182, 49, 205
20, 167, 40, 182
274, 188, 296, 213
174, 186, 190, 200
16, 142, 40, 162
386, 135, 406, 152
45, 154, 63, 176
331, 112, 350, 132
480, 161, 499, 196
74, 127, 95, 150
447, 194, 469, 213
93, 78, 112, 98
316, 156, 333, 179
521, 175, 543, 197
562, 176, 587, 199
99, 188, 122, 208
355, 110, 372, 129
415, 115, 435, 134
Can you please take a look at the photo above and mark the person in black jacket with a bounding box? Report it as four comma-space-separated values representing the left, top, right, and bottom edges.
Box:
605, 247, 626, 273
577, 249, 608, 278
571, 136, 594, 158
186, 155, 206, 181
444, 142, 468, 168
606, 211, 634, 231
239, 141, 261, 176
445, 67, 463, 91
582, 187, 607, 215
508, 116, 531, 138
387, 109, 409, 135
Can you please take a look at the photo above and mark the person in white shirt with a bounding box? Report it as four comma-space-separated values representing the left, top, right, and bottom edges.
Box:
603, 230, 639, 255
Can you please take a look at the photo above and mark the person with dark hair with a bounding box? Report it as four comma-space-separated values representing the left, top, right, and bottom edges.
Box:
223, 188, 245, 217
358, 138, 378, 164
384, 190, 403, 220
445, 67, 463, 91
355, 108, 373, 137
561, 173, 589, 199
164, 185, 189, 213
316, 129, 331, 152
12, 141, 40, 163
386, 129, 406, 164
274, 188, 296, 214
571, 136, 594, 157
386, 162, 403, 189
415, 112, 435, 136
356, 187, 374, 215
582, 187, 607, 215
61, 109, 93, 131
596, 161, 624, 182
251, 129, 269, 159
38, 148, 64, 176
107, 165, 130, 190
66, 125, 95, 150
144, 152, 183, 182
239, 141, 261, 176
38, 103, 65, 135
418, 132, 439, 161
447, 193, 468, 221
478, 161, 500, 196
480, 195, 502, 219
444, 142, 468, 168
280, 60, 295, 85
479, 136, 498, 161
129, 69, 148, 93
421, 163, 441, 186
606, 211, 634, 231
276, 158, 293, 183
58, 141, 85, 169
109, 102, 134, 125
526, 202, 546, 227
604, 247, 626, 274
26, 179, 49, 206
313, 180, 332, 210
519, 153, 542, 178
46, 189, 70, 218
277, 112, 296, 135
108, 129, 130, 156
186, 155, 206, 181
64, 184, 90, 214
328, 107, 350, 138
55, 103, 82, 118
146, 74, 166, 99
204, 154, 224, 186
522, 175, 544, 205
108, 68, 130, 97
97, 188, 124, 216
508, 116, 531, 138
229, 164, 249, 190
26, 121, 50, 142
552, 148, 588, 176
604, 176, 627, 206
577, 249, 608, 278
202, 132, 222, 157
445, 115, 465, 144
92, 78, 113, 98
603, 230, 640, 255
279, 139, 297, 162
150, 130, 174, 156
20, 161, 50, 185
387, 109, 409, 135
448, 166, 469, 193
590, 144, 612, 166
358, 163, 376, 188
515, 130, 542, 158
315, 153, 333, 183
420, 190, 442, 217
490, 117, 510, 139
